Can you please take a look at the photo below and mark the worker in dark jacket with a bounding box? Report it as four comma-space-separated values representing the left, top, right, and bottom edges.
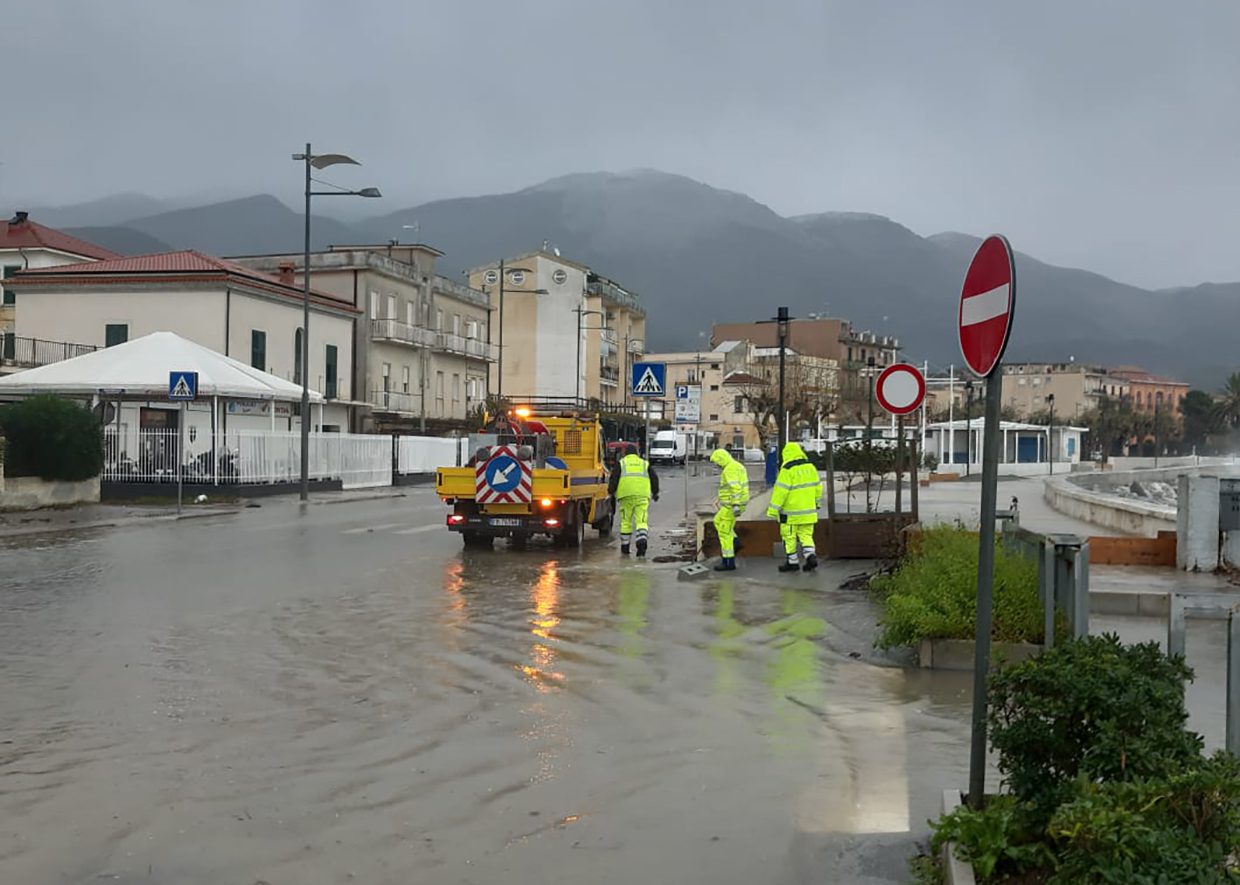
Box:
607, 442, 660, 557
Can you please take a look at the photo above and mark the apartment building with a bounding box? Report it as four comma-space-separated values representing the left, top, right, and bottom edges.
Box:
1110, 368, 1190, 417
467, 249, 646, 405
234, 244, 493, 430
9, 250, 358, 429
1000, 362, 1119, 419
711, 316, 896, 404
1, 211, 118, 373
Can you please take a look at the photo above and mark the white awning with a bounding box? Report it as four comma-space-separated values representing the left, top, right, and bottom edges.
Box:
0, 331, 323, 402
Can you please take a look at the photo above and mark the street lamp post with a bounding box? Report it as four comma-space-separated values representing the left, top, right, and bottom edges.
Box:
1154, 394, 1160, 468
293, 144, 381, 502
965, 380, 975, 476
1047, 393, 1056, 475
575, 307, 606, 405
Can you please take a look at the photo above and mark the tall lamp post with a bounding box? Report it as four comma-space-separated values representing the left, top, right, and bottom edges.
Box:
1153, 393, 1161, 468
965, 380, 975, 476
293, 144, 381, 502
574, 307, 606, 405
1046, 393, 1056, 475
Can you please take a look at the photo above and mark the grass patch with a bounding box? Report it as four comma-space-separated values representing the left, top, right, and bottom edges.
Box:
870, 525, 1043, 649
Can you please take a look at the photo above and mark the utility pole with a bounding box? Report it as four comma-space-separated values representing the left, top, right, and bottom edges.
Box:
1153, 395, 1160, 468
496, 258, 505, 403
1047, 393, 1055, 475
777, 306, 789, 453
947, 364, 955, 469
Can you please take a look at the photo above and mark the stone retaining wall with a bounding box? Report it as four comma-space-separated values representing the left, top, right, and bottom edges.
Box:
0, 476, 101, 510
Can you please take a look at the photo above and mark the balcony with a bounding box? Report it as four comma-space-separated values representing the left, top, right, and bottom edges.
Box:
436, 332, 496, 362
369, 389, 421, 414
1, 334, 97, 370
371, 318, 437, 348
600, 364, 620, 387
599, 328, 618, 346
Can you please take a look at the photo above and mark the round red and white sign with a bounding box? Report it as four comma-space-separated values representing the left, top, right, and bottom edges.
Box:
874, 362, 926, 416
958, 235, 1016, 378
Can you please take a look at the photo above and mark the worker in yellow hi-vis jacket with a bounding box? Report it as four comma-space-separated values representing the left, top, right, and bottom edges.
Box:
766, 441, 823, 573
607, 443, 660, 557
709, 448, 750, 571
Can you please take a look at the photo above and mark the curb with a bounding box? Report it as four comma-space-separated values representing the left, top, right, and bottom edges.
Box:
311, 491, 408, 506
941, 789, 977, 885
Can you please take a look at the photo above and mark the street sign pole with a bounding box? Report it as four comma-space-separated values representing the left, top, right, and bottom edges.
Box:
178, 401, 185, 516
958, 235, 1017, 809
968, 365, 1003, 805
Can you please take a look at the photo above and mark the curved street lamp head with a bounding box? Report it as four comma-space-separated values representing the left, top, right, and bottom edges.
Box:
310, 153, 361, 170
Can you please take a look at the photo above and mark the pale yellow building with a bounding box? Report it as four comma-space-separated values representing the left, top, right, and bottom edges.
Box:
468, 249, 646, 406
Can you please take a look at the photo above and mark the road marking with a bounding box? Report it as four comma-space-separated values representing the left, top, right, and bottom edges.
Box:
392, 524, 441, 536
341, 523, 406, 535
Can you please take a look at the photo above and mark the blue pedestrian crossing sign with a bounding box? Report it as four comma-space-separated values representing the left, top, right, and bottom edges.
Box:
630, 362, 666, 397
169, 370, 198, 401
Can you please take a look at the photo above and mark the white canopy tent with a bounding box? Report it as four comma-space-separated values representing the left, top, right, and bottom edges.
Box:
0, 331, 323, 403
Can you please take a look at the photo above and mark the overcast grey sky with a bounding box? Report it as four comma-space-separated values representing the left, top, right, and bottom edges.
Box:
3, 0, 1238, 288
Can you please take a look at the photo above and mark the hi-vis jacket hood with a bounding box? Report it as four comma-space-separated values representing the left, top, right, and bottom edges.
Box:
710, 448, 737, 469
781, 442, 810, 466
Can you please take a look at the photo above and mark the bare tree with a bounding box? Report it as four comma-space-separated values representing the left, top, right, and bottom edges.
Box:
733, 355, 839, 446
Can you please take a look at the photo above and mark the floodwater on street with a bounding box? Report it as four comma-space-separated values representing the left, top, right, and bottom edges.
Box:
0, 486, 975, 884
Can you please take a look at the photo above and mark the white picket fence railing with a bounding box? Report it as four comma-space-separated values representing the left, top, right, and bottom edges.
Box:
102, 428, 461, 490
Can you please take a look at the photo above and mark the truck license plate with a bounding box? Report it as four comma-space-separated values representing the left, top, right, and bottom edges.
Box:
488, 518, 522, 527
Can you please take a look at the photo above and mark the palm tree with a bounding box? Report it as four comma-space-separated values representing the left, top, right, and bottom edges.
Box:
1214, 373, 1240, 431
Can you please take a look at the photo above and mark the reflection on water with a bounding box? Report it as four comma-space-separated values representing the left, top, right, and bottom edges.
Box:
616, 570, 651, 659
709, 581, 746, 699
766, 589, 828, 751
521, 560, 564, 689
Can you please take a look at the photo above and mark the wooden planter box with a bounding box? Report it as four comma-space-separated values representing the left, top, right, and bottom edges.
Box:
918, 637, 1042, 670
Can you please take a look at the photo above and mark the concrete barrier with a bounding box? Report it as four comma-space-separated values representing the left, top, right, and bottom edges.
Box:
1043, 474, 1176, 537
0, 475, 100, 510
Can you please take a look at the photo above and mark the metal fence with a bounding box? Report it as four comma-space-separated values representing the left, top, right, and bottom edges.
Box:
103, 428, 395, 489
1, 334, 97, 368
1001, 519, 1091, 646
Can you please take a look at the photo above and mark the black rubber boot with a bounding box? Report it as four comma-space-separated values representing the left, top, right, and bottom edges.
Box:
620, 544, 630, 556
778, 562, 800, 573
635, 539, 647, 558
714, 557, 736, 572
802, 554, 819, 572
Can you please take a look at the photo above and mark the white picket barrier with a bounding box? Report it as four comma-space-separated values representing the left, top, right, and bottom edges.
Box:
103, 428, 395, 488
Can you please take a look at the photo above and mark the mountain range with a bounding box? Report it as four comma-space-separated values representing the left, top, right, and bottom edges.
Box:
20, 171, 1237, 388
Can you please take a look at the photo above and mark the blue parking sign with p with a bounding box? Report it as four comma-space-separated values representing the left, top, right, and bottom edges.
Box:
630, 362, 666, 397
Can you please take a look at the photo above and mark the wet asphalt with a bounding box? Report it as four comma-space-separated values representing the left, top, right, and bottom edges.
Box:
0, 469, 978, 884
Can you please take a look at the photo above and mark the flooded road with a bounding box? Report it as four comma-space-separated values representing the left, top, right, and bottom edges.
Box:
0, 487, 974, 884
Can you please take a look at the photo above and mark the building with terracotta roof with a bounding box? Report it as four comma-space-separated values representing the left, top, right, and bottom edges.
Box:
8, 250, 360, 430
1109, 367, 1190, 417
1, 210, 120, 337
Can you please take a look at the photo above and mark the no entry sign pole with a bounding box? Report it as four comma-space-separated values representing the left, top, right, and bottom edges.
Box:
959, 235, 1016, 809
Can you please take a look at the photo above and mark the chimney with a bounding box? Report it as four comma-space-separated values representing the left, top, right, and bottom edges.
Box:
9, 211, 29, 226
277, 261, 296, 286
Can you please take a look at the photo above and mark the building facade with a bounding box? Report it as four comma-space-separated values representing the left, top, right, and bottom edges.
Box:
10, 251, 358, 429
638, 342, 755, 449
1110, 368, 1190, 417
1, 211, 118, 372
467, 250, 647, 406
1000, 362, 1120, 419
234, 245, 493, 430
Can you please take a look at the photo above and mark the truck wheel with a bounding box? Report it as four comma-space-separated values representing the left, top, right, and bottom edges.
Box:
567, 511, 585, 548
594, 513, 614, 537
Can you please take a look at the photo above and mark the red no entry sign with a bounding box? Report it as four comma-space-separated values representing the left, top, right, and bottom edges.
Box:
875, 362, 926, 415
959, 235, 1016, 378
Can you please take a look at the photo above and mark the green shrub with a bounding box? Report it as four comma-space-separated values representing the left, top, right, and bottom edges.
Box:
929, 795, 1054, 881
1047, 753, 1240, 883
0, 395, 104, 481
870, 525, 1042, 648
989, 634, 1204, 826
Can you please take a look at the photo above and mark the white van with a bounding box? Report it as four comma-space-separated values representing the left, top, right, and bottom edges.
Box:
648, 430, 688, 466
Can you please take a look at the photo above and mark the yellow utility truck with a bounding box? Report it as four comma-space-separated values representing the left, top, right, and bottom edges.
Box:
435, 408, 614, 548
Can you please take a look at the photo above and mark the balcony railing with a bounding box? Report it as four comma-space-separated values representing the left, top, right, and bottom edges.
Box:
600, 365, 620, 386
1, 334, 98, 369
369, 389, 421, 414
599, 328, 618, 345
371, 318, 437, 348
436, 332, 496, 362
